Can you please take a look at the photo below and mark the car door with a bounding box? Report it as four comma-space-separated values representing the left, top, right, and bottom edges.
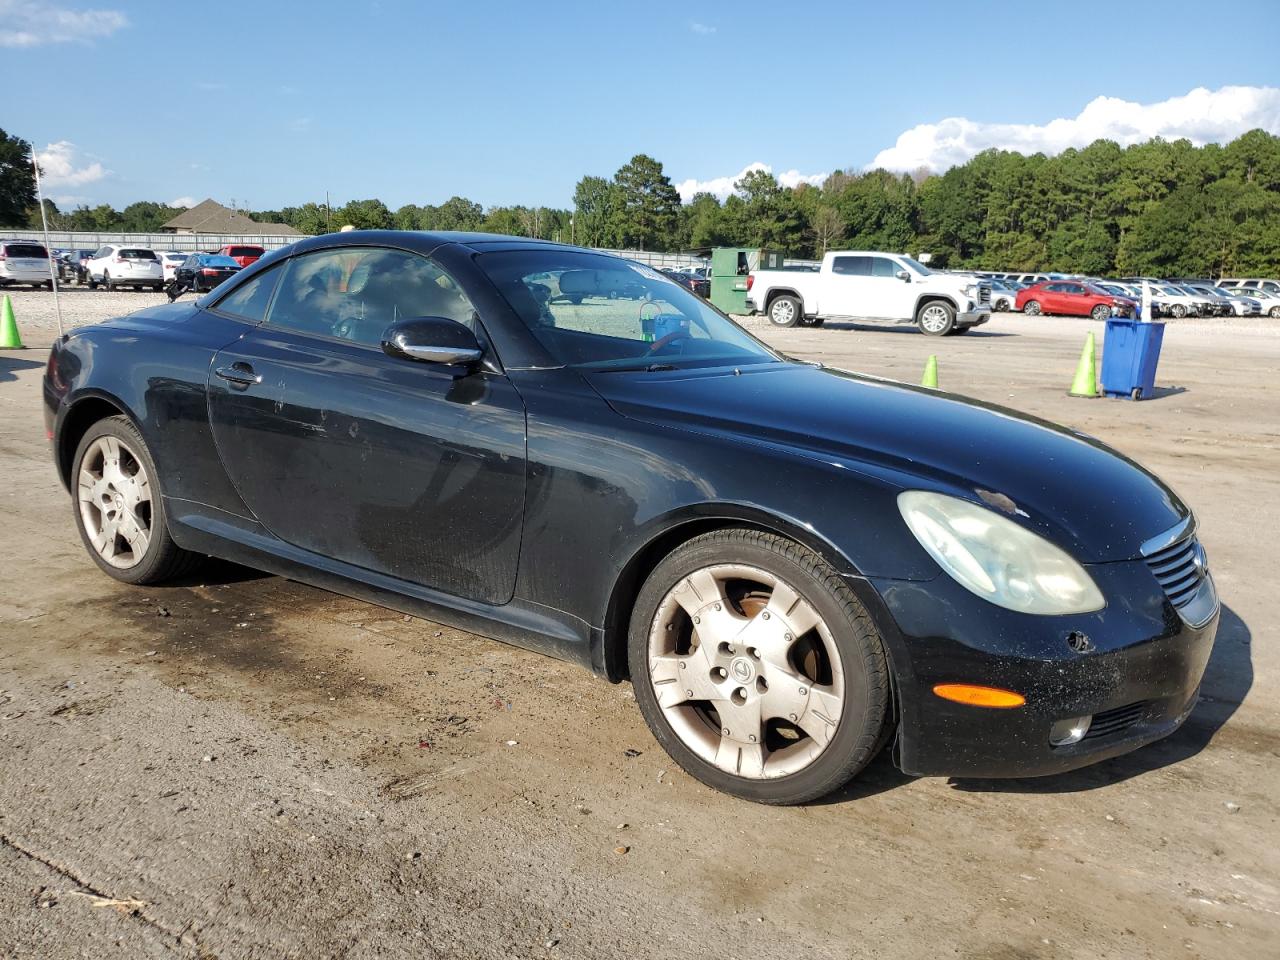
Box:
823, 255, 872, 316
206, 245, 527, 605
863, 255, 911, 318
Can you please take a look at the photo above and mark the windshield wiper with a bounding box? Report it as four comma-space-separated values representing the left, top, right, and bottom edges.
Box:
598, 362, 679, 373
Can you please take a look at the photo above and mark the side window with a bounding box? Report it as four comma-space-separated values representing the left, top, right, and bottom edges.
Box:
831, 256, 870, 276
1063, 284, 1084, 294
213, 264, 284, 322
869, 257, 900, 278
265, 247, 477, 346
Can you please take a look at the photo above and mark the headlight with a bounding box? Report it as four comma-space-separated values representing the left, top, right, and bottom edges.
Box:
898, 491, 1105, 615
964, 283, 978, 298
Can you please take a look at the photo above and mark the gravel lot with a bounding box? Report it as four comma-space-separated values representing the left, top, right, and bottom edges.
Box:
1, 290, 1276, 959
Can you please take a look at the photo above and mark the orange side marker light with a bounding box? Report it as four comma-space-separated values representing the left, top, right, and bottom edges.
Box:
932, 683, 1026, 708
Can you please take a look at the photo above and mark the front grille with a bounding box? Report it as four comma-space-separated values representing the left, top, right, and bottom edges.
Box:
978, 283, 991, 304
1144, 536, 1207, 610
1083, 701, 1147, 740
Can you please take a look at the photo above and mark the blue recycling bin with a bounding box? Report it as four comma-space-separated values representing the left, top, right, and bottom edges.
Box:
1100, 319, 1165, 400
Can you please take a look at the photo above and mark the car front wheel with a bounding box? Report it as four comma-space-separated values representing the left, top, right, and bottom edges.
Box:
71, 415, 201, 585
917, 300, 955, 336
628, 528, 890, 804
1023, 300, 1042, 316
1090, 304, 1112, 321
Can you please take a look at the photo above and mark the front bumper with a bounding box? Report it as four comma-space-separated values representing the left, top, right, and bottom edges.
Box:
864, 558, 1218, 779
957, 307, 991, 327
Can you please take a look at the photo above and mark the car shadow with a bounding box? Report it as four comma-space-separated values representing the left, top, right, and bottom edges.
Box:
816, 322, 1017, 338
0, 355, 44, 383
157, 557, 273, 589
946, 602, 1252, 795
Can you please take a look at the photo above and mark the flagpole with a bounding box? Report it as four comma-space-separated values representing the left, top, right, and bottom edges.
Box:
30, 141, 65, 339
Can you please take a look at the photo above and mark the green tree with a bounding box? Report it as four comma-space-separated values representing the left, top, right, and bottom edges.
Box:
0, 129, 36, 227
609, 154, 681, 250
573, 175, 616, 247
336, 198, 393, 230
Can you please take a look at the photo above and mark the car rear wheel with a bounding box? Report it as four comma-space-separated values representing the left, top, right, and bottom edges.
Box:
102, 271, 113, 292
1270, 306, 1280, 318
1090, 304, 1112, 321
767, 295, 802, 327
71, 416, 202, 585
628, 528, 890, 805
1023, 300, 1042, 316
917, 300, 955, 336
1171, 303, 1187, 318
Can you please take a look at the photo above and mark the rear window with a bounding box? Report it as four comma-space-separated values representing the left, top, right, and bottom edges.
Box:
3, 243, 48, 258
228, 246, 265, 257
203, 255, 240, 267
120, 249, 157, 260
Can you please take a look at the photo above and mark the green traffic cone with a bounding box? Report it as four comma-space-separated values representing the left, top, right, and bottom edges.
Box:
921, 354, 938, 388
1069, 332, 1098, 398
0, 295, 24, 350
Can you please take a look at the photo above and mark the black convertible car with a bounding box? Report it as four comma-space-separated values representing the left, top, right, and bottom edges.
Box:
43, 231, 1218, 804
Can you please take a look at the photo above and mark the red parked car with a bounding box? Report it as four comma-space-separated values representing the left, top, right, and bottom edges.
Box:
217, 244, 266, 268
1015, 280, 1136, 320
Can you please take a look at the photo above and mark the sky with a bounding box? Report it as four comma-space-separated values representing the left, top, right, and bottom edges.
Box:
3, 0, 1280, 213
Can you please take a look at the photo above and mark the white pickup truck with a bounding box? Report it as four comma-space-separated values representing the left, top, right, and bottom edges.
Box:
746, 250, 991, 336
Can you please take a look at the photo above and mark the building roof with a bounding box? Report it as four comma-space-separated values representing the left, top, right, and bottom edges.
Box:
161, 199, 301, 236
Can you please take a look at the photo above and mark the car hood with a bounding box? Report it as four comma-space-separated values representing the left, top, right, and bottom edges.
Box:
588, 362, 1187, 563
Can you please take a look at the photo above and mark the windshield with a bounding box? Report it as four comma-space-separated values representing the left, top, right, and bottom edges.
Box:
477, 250, 780, 371
899, 256, 932, 276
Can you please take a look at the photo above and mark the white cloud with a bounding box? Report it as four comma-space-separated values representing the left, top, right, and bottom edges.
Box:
870, 85, 1280, 173
675, 162, 828, 202
0, 1, 127, 47
169, 196, 197, 209
35, 141, 109, 188
689, 21, 716, 35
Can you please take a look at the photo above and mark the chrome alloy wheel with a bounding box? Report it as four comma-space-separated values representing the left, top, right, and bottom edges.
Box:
77, 435, 153, 569
919, 304, 950, 333
646, 564, 845, 779
769, 298, 796, 325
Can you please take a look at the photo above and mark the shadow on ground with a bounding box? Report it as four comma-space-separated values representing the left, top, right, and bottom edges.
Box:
0, 355, 44, 383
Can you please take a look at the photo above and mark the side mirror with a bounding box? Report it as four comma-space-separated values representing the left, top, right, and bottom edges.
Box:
896, 269, 911, 281
381, 316, 483, 368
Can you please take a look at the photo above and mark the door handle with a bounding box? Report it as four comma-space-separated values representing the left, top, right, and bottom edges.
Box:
215, 363, 262, 386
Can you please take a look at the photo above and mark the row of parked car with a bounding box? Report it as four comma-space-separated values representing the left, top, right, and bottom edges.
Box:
0, 239, 266, 292
969, 271, 1280, 319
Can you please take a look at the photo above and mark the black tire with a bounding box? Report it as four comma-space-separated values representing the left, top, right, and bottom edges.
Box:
627, 528, 890, 805
87, 276, 98, 290
810, 316, 826, 327
70, 415, 202, 585
151, 283, 163, 292
102, 271, 113, 292
767, 294, 803, 327
916, 299, 955, 336
995, 298, 1010, 312
1270, 306, 1280, 318
1090, 304, 1112, 321
1023, 300, 1042, 316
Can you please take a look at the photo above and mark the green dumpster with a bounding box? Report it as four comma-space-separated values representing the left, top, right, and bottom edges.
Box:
710, 247, 784, 314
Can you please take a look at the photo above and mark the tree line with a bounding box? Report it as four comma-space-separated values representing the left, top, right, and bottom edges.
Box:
4, 126, 1279, 276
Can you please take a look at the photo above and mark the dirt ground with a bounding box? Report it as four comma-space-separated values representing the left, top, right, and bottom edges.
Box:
1, 288, 1276, 960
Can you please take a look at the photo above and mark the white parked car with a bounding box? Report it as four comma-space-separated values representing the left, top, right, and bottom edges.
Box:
1219, 277, 1280, 295
1149, 284, 1205, 319
155, 251, 189, 282
0, 239, 54, 289
1222, 286, 1280, 317
85, 245, 164, 291
747, 250, 991, 335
